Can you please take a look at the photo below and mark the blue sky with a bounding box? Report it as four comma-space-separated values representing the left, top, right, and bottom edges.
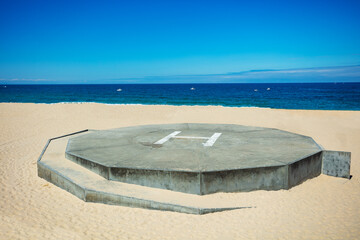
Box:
0, 0, 360, 83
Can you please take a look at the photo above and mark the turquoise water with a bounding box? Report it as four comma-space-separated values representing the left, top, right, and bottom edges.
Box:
0, 83, 359, 110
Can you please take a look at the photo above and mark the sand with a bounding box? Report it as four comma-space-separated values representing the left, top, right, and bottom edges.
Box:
0, 103, 359, 239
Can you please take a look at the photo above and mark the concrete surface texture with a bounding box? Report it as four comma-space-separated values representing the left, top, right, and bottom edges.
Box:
322, 150, 351, 178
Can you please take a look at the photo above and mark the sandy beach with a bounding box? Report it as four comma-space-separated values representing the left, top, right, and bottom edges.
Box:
0, 103, 359, 239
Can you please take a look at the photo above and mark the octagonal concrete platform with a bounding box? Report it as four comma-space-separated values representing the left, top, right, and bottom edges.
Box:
65, 124, 323, 195
38, 124, 351, 214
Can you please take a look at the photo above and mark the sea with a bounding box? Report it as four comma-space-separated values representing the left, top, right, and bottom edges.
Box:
1, 83, 360, 110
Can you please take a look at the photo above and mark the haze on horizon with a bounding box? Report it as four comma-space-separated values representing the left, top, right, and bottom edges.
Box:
0, 0, 360, 84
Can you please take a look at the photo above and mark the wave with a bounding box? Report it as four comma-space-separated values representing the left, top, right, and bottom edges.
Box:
0, 101, 272, 109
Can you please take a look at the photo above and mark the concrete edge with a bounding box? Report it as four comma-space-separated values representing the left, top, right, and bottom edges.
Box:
38, 161, 86, 201
285, 150, 323, 165
84, 188, 246, 215
263, 127, 322, 140
310, 138, 325, 150
97, 123, 269, 134
65, 150, 205, 173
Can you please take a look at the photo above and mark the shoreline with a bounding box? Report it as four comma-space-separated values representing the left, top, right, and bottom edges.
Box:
1, 102, 360, 112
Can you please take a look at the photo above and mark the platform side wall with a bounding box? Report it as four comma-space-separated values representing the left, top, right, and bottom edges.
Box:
288, 152, 322, 188
65, 152, 110, 179
201, 166, 288, 194
109, 168, 201, 194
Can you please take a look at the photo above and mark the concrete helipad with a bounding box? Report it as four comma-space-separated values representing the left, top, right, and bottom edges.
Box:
38, 124, 351, 214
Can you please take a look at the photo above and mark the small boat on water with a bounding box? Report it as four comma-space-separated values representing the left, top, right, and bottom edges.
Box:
254, 89, 258, 92
267, 88, 270, 91
190, 87, 195, 90
116, 88, 122, 92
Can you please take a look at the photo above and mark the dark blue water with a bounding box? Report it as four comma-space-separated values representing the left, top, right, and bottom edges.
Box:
1, 83, 360, 110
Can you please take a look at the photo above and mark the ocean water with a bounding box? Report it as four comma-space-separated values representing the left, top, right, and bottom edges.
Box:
0, 83, 359, 110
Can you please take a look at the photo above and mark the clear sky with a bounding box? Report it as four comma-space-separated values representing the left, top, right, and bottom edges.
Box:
0, 0, 360, 83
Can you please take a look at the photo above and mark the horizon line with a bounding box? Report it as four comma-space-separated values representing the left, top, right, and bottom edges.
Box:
1, 64, 360, 84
